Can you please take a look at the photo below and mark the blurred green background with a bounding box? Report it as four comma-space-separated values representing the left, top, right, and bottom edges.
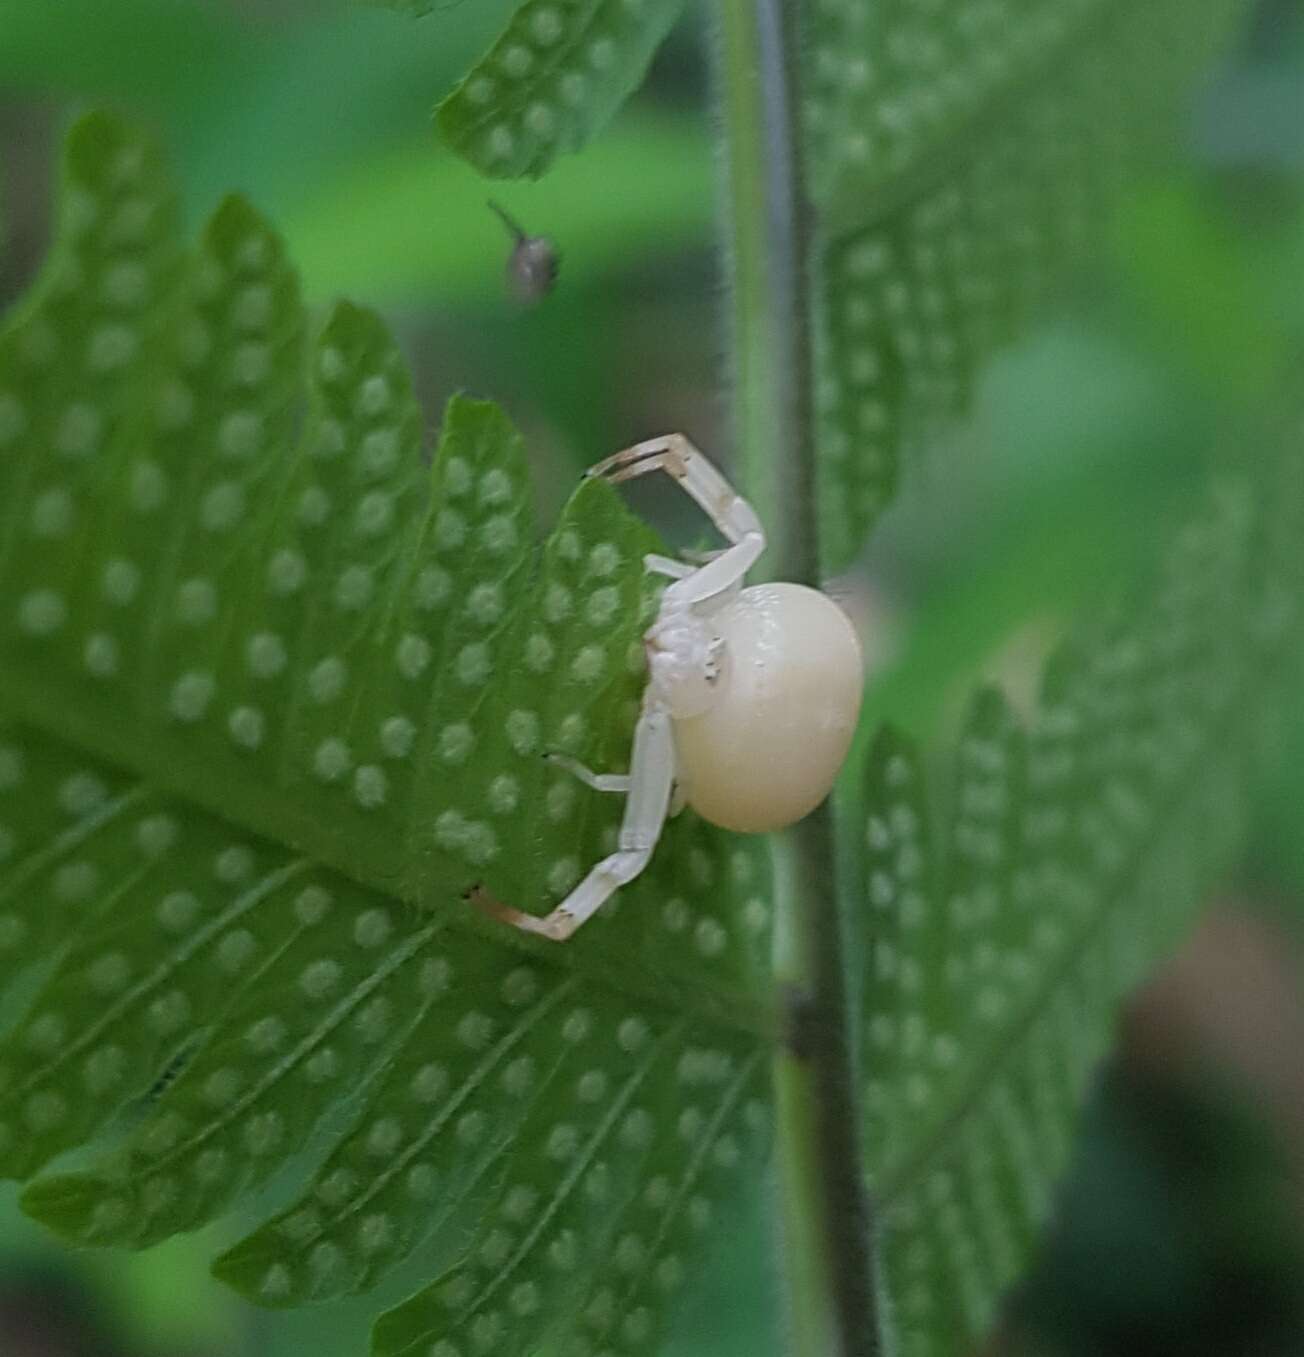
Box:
2, 1, 1304, 1353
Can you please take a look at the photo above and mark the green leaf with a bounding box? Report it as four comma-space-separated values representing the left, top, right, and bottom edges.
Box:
809, 0, 1252, 567
0, 112, 773, 1355
435, 0, 689, 179
857, 427, 1304, 1355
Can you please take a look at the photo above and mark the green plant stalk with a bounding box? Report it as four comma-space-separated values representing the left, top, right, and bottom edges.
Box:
713, 1, 881, 1353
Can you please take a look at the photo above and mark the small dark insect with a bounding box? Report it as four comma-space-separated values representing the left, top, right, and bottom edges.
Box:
488, 200, 560, 305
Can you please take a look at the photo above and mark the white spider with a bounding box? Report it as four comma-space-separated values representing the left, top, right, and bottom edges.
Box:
475, 435, 863, 942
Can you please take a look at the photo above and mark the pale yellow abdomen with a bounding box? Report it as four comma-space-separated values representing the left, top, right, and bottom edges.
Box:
671, 582, 863, 833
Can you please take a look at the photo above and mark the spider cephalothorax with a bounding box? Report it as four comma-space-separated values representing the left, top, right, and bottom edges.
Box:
646, 609, 728, 718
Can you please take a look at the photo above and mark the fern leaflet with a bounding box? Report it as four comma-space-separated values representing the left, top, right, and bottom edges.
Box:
435, 0, 689, 179
0, 112, 772, 1357
859, 433, 1304, 1355
809, 0, 1250, 566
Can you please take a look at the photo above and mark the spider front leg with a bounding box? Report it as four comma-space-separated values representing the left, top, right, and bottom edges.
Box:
590, 434, 765, 606
474, 702, 675, 941
643, 553, 695, 581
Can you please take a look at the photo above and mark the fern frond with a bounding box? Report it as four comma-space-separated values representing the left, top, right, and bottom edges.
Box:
4, 101, 1301, 1357
810, 0, 1250, 566
0, 112, 772, 1356
859, 432, 1304, 1355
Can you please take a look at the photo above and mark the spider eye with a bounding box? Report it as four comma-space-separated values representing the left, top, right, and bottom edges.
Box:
704, 637, 727, 683
646, 620, 723, 717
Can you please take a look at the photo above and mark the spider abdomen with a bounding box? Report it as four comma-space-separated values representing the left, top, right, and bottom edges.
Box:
671, 582, 863, 834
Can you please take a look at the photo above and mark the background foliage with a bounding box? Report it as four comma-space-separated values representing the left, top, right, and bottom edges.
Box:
1, 2, 1303, 1357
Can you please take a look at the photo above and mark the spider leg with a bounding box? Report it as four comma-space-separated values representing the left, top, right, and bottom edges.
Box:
590, 436, 765, 609
473, 705, 675, 941
588, 435, 765, 547
661, 534, 763, 609
544, 751, 630, 794
643, 552, 696, 581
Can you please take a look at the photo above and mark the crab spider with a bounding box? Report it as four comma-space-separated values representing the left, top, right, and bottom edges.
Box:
475, 435, 863, 942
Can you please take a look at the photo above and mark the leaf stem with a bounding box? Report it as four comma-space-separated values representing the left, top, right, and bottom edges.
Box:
713, 2, 881, 1354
